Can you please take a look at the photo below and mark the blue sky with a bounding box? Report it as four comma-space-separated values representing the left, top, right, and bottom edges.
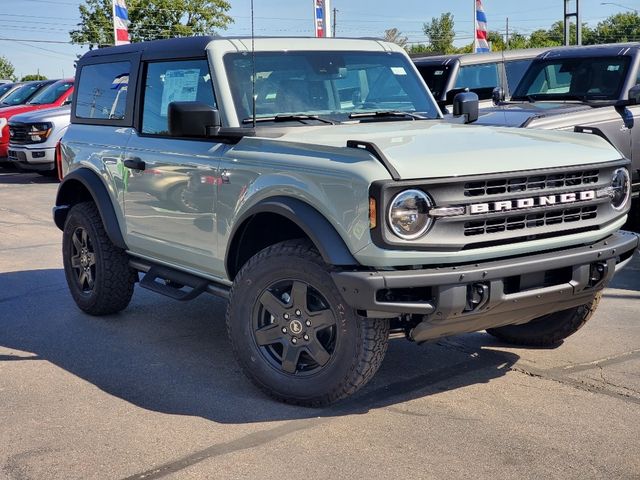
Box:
0, 0, 631, 79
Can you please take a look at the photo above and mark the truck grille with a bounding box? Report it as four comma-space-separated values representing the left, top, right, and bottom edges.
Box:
464, 170, 599, 197
9, 124, 29, 144
372, 161, 626, 252
464, 205, 598, 236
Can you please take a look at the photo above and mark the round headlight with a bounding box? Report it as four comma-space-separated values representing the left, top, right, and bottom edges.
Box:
388, 189, 433, 240
610, 168, 630, 211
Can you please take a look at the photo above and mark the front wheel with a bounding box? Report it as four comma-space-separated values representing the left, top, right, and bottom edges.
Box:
486, 293, 602, 346
226, 240, 389, 407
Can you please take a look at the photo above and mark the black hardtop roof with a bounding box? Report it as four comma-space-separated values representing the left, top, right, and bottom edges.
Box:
412, 48, 549, 66
539, 42, 640, 60
79, 35, 218, 62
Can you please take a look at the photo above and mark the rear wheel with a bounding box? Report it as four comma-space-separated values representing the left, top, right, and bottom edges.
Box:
226, 239, 389, 407
62, 202, 137, 315
486, 293, 601, 346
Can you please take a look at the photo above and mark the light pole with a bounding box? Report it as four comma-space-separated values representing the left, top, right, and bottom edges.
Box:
600, 2, 638, 13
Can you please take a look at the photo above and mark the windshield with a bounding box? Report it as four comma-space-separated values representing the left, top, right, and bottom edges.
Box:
0, 83, 14, 99
28, 80, 73, 105
1, 83, 49, 106
415, 64, 452, 100
224, 51, 439, 124
512, 56, 630, 101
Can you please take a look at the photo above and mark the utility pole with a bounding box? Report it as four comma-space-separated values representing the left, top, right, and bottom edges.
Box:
332, 8, 337, 37
505, 17, 509, 49
564, 0, 582, 45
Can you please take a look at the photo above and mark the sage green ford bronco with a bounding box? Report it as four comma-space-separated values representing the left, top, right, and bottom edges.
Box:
54, 36, 638, 406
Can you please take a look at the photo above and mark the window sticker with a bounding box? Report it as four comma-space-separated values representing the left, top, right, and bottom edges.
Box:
391, 66, 407, 76
160, 69, 201, 115
607, 65, 620, 72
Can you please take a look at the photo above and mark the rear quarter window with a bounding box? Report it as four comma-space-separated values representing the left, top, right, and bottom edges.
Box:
75, 61, 131, 120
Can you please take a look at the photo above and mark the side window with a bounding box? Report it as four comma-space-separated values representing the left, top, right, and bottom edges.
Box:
504, 60, 532, 92
454, 63, 500, 100
141, 59, 216, 136
455, 63, 500, 89
75, 62, 130, 120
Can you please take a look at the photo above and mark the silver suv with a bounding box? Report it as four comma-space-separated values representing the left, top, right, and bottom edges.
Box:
53, 36, 638, 406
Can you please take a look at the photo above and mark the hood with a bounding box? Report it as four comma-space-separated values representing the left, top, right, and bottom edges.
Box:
263, 120, 621, 180
0, 103, 58, 120
9, 106, 71, 124
475, 101, 596, 127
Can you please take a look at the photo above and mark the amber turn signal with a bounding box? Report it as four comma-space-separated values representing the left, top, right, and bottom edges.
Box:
369, 197, 377, 229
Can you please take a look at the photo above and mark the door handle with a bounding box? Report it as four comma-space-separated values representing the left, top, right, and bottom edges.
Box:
124, 157, 145, 170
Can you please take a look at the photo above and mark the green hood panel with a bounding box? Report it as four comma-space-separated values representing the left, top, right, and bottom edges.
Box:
259, 121, 621, 180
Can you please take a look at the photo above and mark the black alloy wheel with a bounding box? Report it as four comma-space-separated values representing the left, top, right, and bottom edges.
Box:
252, 279, 338, 376
69, 226, 97, 292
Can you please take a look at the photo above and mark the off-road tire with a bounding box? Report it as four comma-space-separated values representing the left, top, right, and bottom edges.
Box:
226, 239, 389, 407
62, 201, 137, 315
486, 292, 602, 346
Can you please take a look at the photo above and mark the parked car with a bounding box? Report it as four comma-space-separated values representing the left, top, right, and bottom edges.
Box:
474, 43, 640, 197
0, 80, 55, 107
0, 79, 73, 162
7, 106, 70, 176
0, 79, 13, 85
54, 36, 637, 407
412, 48, 549, 111
0, 82, 21, 102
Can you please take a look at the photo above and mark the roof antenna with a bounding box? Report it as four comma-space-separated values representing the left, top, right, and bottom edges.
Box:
251, 0, 256, 128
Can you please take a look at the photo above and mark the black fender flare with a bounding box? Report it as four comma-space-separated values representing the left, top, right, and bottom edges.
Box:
226, 196, 359, 277
53, 168, 127, 250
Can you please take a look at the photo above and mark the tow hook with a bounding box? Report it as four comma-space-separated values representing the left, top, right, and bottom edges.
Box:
465, 282, 489, 312
588, 262, 608, 288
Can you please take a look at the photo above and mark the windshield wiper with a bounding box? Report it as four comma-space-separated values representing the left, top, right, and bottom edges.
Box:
242, 114, 336, 125
348, 110, 426, 121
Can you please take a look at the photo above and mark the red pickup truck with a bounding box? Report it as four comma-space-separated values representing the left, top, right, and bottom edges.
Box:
0, 79, 74, 161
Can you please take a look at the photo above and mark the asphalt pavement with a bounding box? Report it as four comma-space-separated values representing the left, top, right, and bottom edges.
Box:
1, 166, 639, 480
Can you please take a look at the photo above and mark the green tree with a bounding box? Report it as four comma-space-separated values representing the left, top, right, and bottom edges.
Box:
487, 31, 504, 51
383, 28, 408, 48
0, 56, 15, 81
21, 74, 48, 81
507, 32, 528, 50
70, 0, 233, 49
406, 43, 431, 54
423, 12, 456, 54
527, 28, 561, 48
590, 12, 640, 44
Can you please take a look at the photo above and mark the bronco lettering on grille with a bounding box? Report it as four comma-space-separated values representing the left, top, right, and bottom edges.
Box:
469, 190, 596, 214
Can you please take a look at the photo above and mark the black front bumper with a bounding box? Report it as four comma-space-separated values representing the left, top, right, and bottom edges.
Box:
332, 232, 639, 342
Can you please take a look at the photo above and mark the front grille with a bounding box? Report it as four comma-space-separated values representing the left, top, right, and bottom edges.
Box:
464, 170, 599, 197
9, 124, 29, 144
464, 205, 598, 236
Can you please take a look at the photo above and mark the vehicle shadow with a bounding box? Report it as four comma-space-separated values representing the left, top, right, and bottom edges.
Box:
0, 268, 518, 424
0, 165, 58, 185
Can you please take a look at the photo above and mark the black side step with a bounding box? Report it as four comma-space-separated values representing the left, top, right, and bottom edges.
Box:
139, 265, 210, 301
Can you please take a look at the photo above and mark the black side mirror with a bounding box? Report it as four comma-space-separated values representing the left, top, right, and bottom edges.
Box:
168, 102, 221, 138
453, 92, 479, 124
492, 86, 505, 105
628, 85, 640, 106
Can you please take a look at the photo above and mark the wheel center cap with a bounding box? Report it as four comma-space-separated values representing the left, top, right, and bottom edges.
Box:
289, 319, 303, 335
